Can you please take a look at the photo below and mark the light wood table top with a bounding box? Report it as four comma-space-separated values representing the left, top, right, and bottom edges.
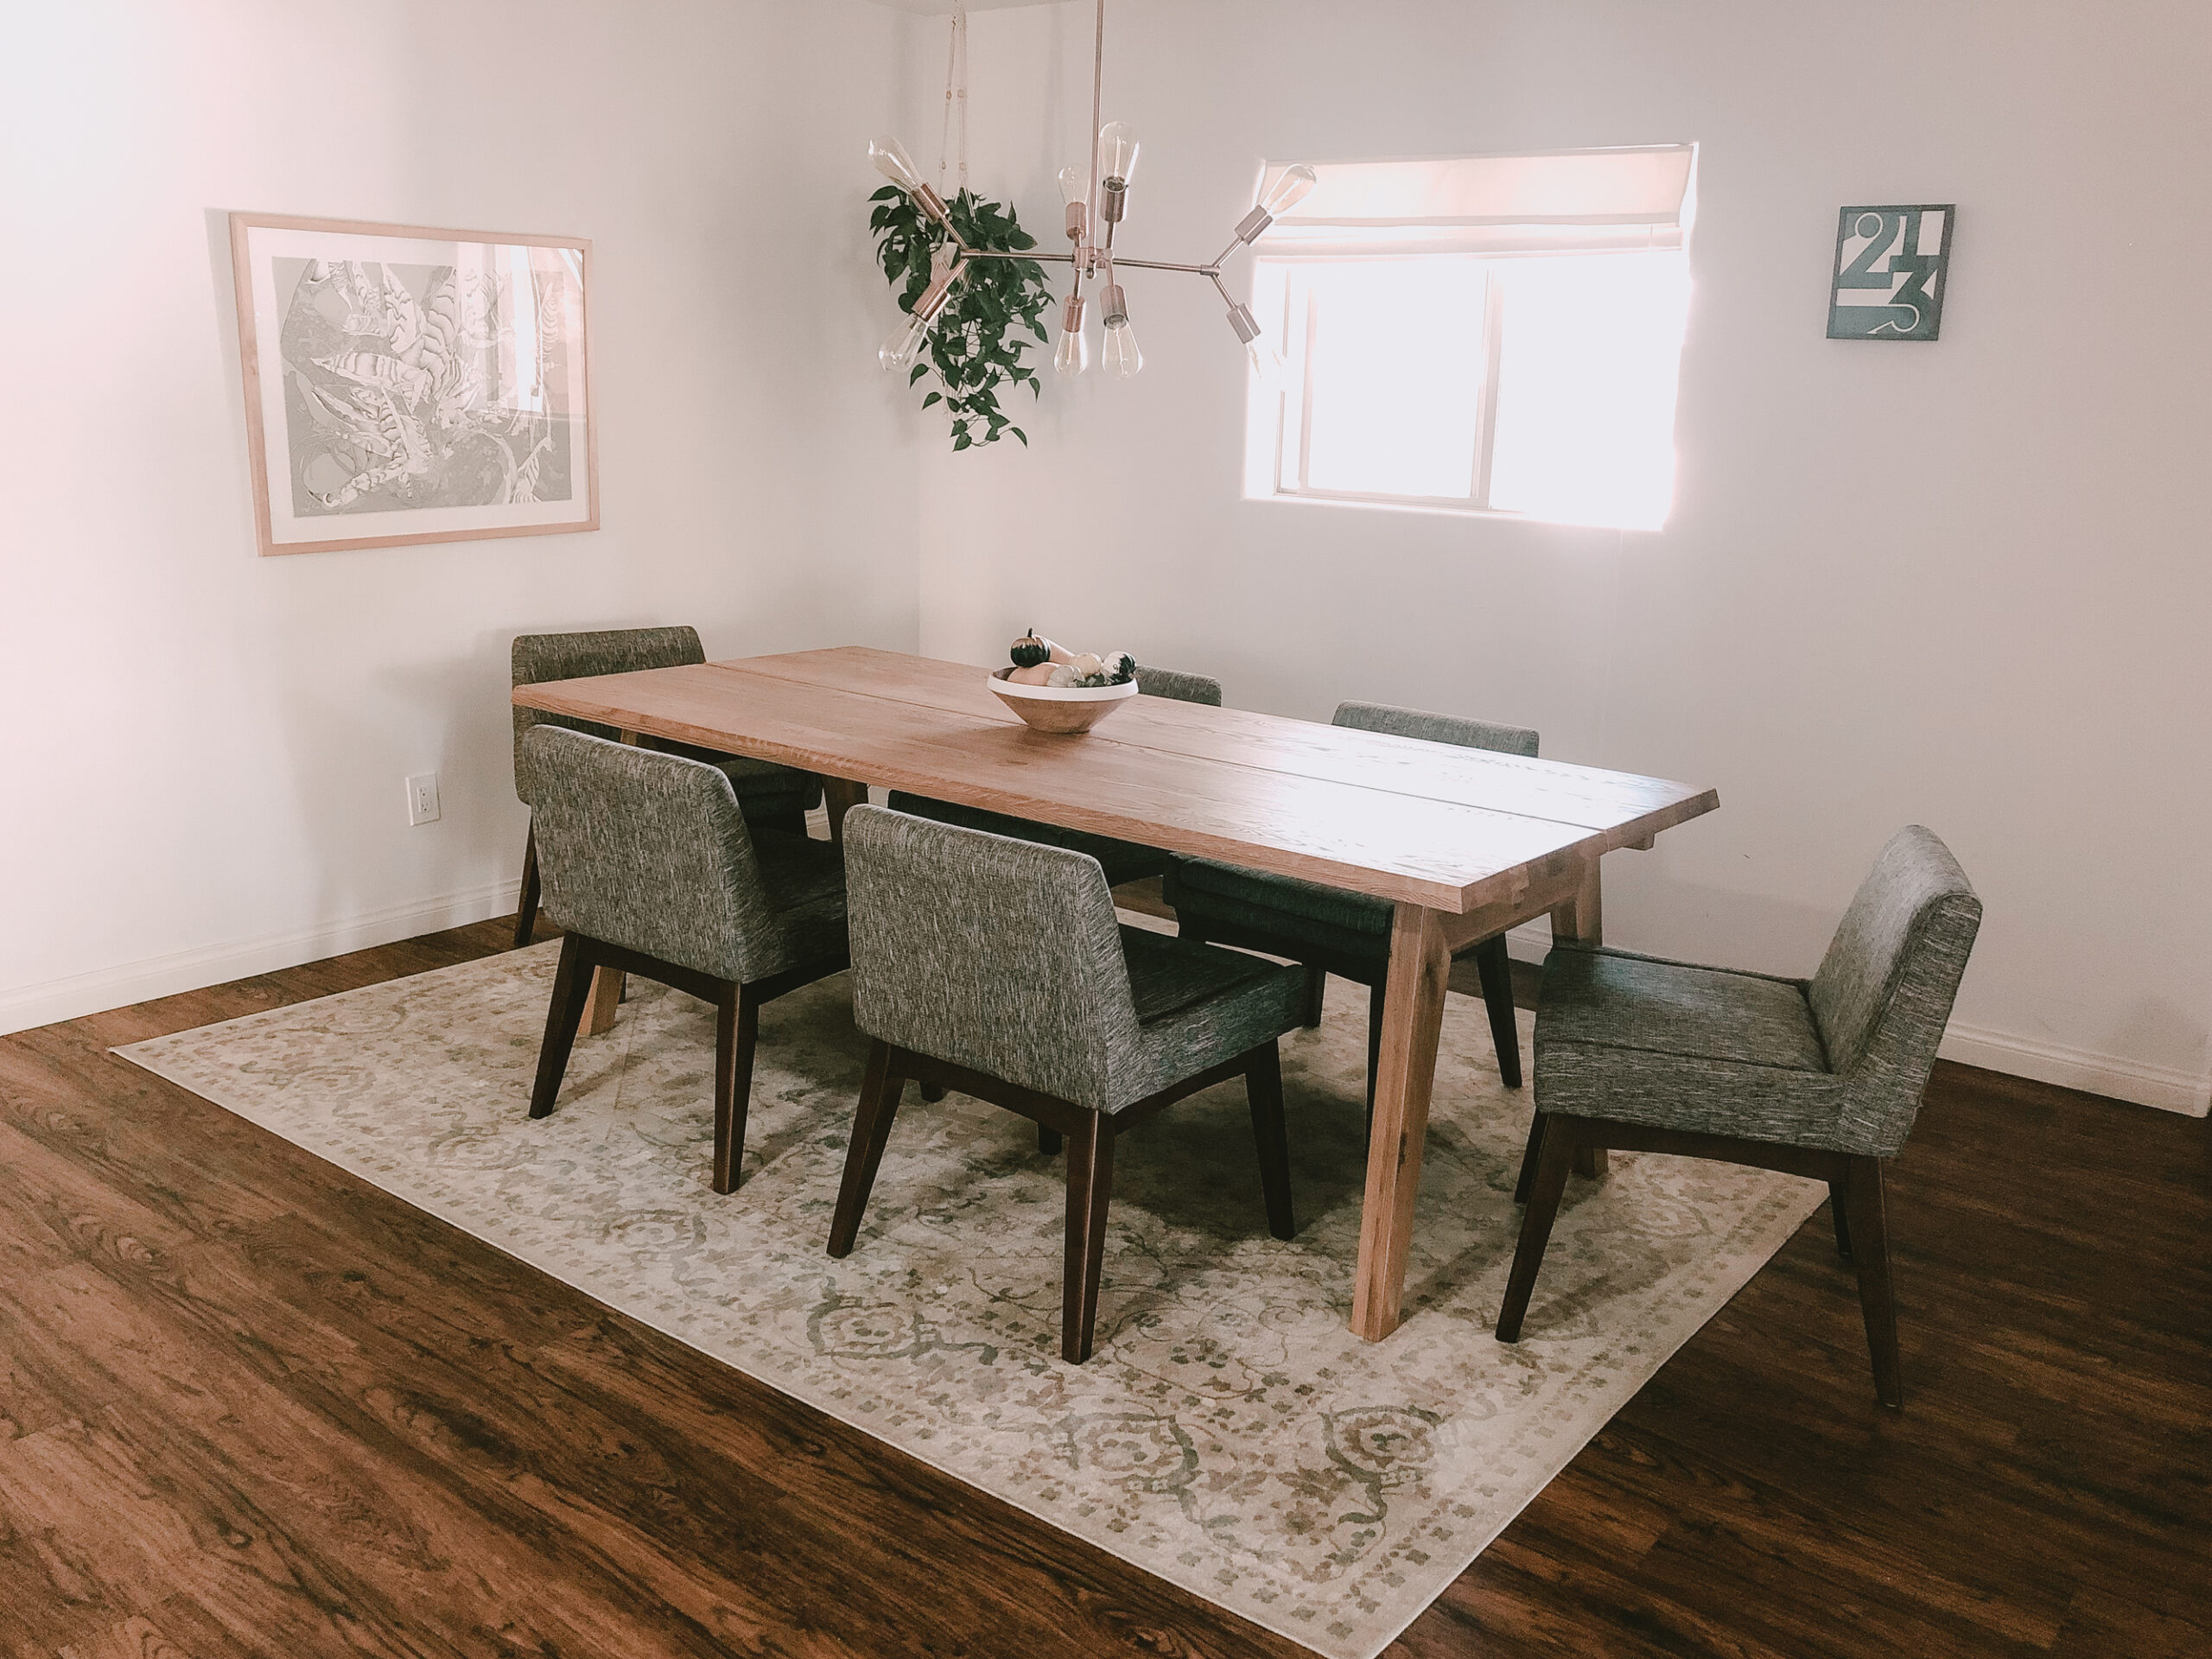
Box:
512, 645, 1720, 1342
512, 646, 1715, 914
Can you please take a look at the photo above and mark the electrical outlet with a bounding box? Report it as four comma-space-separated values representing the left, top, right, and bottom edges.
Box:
406, 772, 442, 826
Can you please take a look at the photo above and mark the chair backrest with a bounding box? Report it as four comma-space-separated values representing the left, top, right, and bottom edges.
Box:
1332, 700, 1539, 758
1135, 664, 1224, 706
1808, 825, 1982, 1149
523, 726, 781, 983
512, 626, 707, 804
842, 805, 1141, 1110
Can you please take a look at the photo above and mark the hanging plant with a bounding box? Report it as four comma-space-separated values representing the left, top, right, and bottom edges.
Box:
869, 186, 1052, 450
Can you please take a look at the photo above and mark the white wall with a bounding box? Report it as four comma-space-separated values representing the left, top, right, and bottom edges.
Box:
906, 1, 2212, 1114
0, 0, 921, 1029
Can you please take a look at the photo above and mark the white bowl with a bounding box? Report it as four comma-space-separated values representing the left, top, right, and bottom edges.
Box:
988, 668, 1141, 734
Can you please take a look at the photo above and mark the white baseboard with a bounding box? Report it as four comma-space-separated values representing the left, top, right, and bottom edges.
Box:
1505, 925, 2209, 1118
12, 889, 2208, 1118
0, 879, 523, 1039
1935, 1024, 2208, 1117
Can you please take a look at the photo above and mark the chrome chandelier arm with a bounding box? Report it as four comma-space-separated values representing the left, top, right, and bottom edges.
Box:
960, 246, 1077, 265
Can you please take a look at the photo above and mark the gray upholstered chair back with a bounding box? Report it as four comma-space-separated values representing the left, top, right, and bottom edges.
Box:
1135, 664, 1224, 706
842, 805, 1143, 1109
1333, 700, 1539, 758
1808, 825, 1981, 1145
524, 726, 785, 983
512, 626, 707, 804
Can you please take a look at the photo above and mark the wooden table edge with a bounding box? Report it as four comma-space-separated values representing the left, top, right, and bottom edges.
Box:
511, 679, 1618, 917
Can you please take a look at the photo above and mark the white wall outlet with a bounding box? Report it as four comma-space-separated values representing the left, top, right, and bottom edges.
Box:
406, 772, 442, 826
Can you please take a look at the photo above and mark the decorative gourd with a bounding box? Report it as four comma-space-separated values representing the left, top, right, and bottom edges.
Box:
1104, 651, 1136, 685
1010, 631, 1050, 669
1007, 662, 1057, 685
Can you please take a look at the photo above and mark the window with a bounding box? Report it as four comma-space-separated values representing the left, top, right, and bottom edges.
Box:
1243, 147, 1695, 531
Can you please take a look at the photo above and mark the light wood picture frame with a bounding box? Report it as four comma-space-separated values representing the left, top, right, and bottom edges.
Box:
229, 213, 598, 556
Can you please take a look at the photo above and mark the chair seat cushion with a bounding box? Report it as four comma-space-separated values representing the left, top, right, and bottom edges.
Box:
1121, 926, 1287, 1025
886, 793, 1169, 887
1539, 948, 1828, 1073
1535, 946, 1870, 1152
749, 830, 849, 973
1109, 927, 1306, 1112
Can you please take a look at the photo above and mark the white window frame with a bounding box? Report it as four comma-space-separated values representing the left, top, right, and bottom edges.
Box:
1262, 257, 1510, 516
1241, 145, 1695, 524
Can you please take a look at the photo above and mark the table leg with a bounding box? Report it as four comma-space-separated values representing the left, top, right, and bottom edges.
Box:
1350, 903, 1452, 1341
1551, 853, 1608, 1180
584, 965, 625, 1036
822, 778, 868, 846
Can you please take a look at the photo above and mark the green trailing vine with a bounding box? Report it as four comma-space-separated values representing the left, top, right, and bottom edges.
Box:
868, 186, 1052, 450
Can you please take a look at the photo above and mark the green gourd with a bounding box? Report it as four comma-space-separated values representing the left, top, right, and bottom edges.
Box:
1010, 631, 1050, 669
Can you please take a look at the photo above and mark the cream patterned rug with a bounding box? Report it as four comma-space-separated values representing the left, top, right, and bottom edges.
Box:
117, 932, 1823, 1658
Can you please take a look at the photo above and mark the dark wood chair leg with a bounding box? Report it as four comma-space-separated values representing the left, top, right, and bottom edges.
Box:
1842, 1155, 1903, 1408
1062, 1113, 1116, 1363
1829, 1180, 1853, 1257
711, 982, 759, 1195
1300, 963, 1327, 1028
1245, 1044, 1295, 1241
1471, 935, 1522, 1089
1364, 976, 1387, 1135
918, 1072, 949, 1103
1038, 1124, 1063, 1154
1572, 1143, 1610, 1179
1496, 1116, 1578, 1342
512, 823, 541, 950
1514, 1109, 1548, 1205
528, 933, 594, 1119
828, 1041, 906, 1257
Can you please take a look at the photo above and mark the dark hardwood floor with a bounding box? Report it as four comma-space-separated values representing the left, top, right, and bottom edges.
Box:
1, 913, 2204, 1657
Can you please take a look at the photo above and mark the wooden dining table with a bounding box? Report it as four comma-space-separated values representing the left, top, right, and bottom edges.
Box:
512, 645, 1719, 1341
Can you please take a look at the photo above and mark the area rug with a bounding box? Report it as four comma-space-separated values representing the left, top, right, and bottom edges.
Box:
116, 930, 1823, 1658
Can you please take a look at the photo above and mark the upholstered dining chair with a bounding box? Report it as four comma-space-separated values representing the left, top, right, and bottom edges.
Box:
512, 626, 821, 949
1497, 825, 1981, 1410
883, 660, 1223, 889
521, 727, 850, 1194
827, 805, 1306, 1364
1166, 702, 1536, 1106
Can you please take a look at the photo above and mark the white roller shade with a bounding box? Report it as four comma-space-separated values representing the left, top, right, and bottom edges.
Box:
1255, 144, 1695, 257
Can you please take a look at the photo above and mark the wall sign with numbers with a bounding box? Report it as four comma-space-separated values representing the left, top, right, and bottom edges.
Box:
1827, 205, 1954, 341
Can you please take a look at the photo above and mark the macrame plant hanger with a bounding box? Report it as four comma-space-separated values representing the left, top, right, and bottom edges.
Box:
938, 2, 969, 201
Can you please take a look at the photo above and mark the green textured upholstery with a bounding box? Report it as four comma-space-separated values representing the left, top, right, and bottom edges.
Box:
844, 806, 1304, 1113
833, 804, 1306, 1365
1497, 827, 1982, 1409
525, 728, 846, 986
1133, 664, 1222, 706
887, 659, 1224, 887
1536, 827, 1983, 1158
519, 725, 851, 1197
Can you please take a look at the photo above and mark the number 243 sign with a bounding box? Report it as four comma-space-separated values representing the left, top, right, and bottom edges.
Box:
1827, 205, 1954, 341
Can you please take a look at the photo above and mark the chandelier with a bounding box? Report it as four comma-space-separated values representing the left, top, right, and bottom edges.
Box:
869, 0, 1314, 383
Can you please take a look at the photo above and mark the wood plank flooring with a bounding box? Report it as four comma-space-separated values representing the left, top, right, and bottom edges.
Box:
1, 915, 2204, 1657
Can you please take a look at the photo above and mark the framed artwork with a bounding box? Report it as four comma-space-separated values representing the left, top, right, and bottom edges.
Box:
1827, 205, 1953, 341
228, 213, 596, 556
